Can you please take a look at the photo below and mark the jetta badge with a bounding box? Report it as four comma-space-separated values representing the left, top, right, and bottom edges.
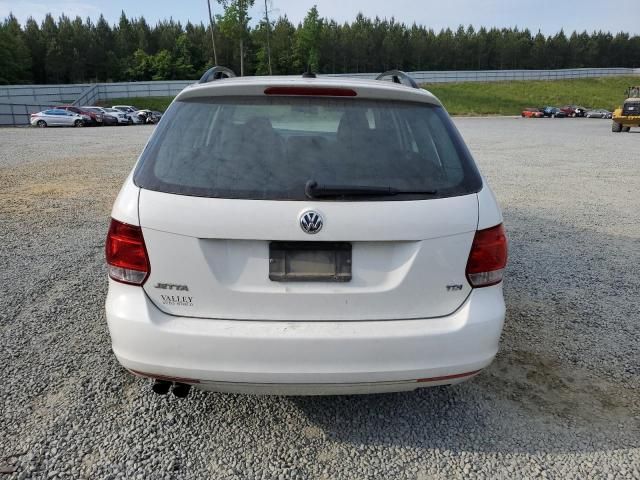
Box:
300, 211, 323, 234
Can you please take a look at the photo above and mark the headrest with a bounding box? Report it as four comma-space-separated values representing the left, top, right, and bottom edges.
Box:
337, 110, 370, 144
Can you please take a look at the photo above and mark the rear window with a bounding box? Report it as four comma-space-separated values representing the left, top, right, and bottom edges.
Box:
134, 96, 482, 201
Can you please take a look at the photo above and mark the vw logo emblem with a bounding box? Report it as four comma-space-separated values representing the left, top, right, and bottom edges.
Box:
300, 211, 323, 234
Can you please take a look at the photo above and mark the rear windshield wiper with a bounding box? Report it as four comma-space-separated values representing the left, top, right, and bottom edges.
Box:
305, 180, 438, 199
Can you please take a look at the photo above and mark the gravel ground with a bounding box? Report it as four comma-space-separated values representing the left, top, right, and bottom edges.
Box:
0, 120, 638, 479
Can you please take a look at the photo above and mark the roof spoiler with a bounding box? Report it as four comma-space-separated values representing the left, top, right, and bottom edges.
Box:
198, 66, 236, 84
375, 70, 419, 89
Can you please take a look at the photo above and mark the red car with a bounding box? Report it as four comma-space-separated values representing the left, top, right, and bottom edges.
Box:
560, 105, 586, 117
55, 105, 104, 126
521, 108, 544, 118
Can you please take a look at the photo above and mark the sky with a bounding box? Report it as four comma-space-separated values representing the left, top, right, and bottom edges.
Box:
1, 0, 638, 35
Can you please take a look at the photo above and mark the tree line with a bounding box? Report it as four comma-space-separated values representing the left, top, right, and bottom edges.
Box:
1, 1, 639, 85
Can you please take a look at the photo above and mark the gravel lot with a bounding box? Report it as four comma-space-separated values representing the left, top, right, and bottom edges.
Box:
0, 119, 638, 479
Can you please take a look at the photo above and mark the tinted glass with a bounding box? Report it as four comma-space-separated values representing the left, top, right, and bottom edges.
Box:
134, 96, 482, 201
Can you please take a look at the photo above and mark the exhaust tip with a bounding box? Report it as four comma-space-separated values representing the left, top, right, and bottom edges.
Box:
172, 383, 191, 398
151, 380, 172, 395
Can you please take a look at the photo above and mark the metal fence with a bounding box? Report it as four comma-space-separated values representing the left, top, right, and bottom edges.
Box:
1, 67, 639, 126
331, 67, 640, 83
0, 102, 54, 127
0, 81, 194, 126
0, 84, 89, 105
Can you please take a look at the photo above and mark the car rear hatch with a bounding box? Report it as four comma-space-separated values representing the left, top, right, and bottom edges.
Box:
134, 82, 483, 321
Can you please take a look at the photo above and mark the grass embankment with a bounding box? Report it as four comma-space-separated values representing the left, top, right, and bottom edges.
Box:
424, 76, 638, 116
96, 96, 173, 111
97, 76, 638, 116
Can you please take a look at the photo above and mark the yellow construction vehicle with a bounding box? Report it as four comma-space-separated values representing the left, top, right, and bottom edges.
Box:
612, 86, 640, 132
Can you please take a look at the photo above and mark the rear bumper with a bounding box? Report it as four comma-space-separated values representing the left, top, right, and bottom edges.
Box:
105, 281, 505, 395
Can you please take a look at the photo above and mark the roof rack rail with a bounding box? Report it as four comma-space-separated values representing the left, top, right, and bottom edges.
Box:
198, 66, 236, 84
375, 70, 419, 89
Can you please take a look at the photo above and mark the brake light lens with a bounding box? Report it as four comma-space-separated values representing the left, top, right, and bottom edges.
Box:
466, 223, 508, 287
264, 86, 357, 97
105, 218, 150, 285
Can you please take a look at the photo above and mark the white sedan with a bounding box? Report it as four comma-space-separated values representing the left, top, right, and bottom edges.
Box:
30, 109, 89, 127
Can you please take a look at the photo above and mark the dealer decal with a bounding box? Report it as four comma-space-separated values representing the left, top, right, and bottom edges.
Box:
160, 295, 194, 307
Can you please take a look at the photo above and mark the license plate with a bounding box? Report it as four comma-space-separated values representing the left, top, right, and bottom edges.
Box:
269, 242, 352, 282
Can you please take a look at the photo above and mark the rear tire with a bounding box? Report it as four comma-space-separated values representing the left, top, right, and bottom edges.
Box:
37, 120, 47, 128
74, 120, 84, 128
612, 122, 622, 132
622, 126, 631, 132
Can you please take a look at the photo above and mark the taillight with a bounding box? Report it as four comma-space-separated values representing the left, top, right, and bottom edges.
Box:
264, 86, 357, 97
105, 218, 150, 285
466, 223, 508, 288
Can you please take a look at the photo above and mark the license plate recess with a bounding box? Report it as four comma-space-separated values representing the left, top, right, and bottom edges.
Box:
269, 242, 352, 282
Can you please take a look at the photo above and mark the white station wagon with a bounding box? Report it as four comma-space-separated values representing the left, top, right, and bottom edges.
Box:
105, 68, 507, 397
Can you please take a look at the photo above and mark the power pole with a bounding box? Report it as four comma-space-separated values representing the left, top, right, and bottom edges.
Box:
264, 0, 272, 75
207, 0, 218, 65
239, 0, 245, 76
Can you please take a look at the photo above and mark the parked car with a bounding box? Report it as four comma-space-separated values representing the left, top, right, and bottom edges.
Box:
101, 107, 132, 125
521, 108, 543, 118
560, 105, 586, 117
113, 104, 140, 113
82, 107, 118, 126
542, 107, 567, 118
137, 109, 163, 124
105, 71, 508, 397
30, 109, 89, 128
113, 105, 144, 124
585, 109, 612, 119
55, 105, 104, 126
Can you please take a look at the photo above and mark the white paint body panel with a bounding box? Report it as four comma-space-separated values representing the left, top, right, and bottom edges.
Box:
110, 173, 139, 226
477, 179, 503, 229
138, 191, 478, 321
106, 280, 505, 395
